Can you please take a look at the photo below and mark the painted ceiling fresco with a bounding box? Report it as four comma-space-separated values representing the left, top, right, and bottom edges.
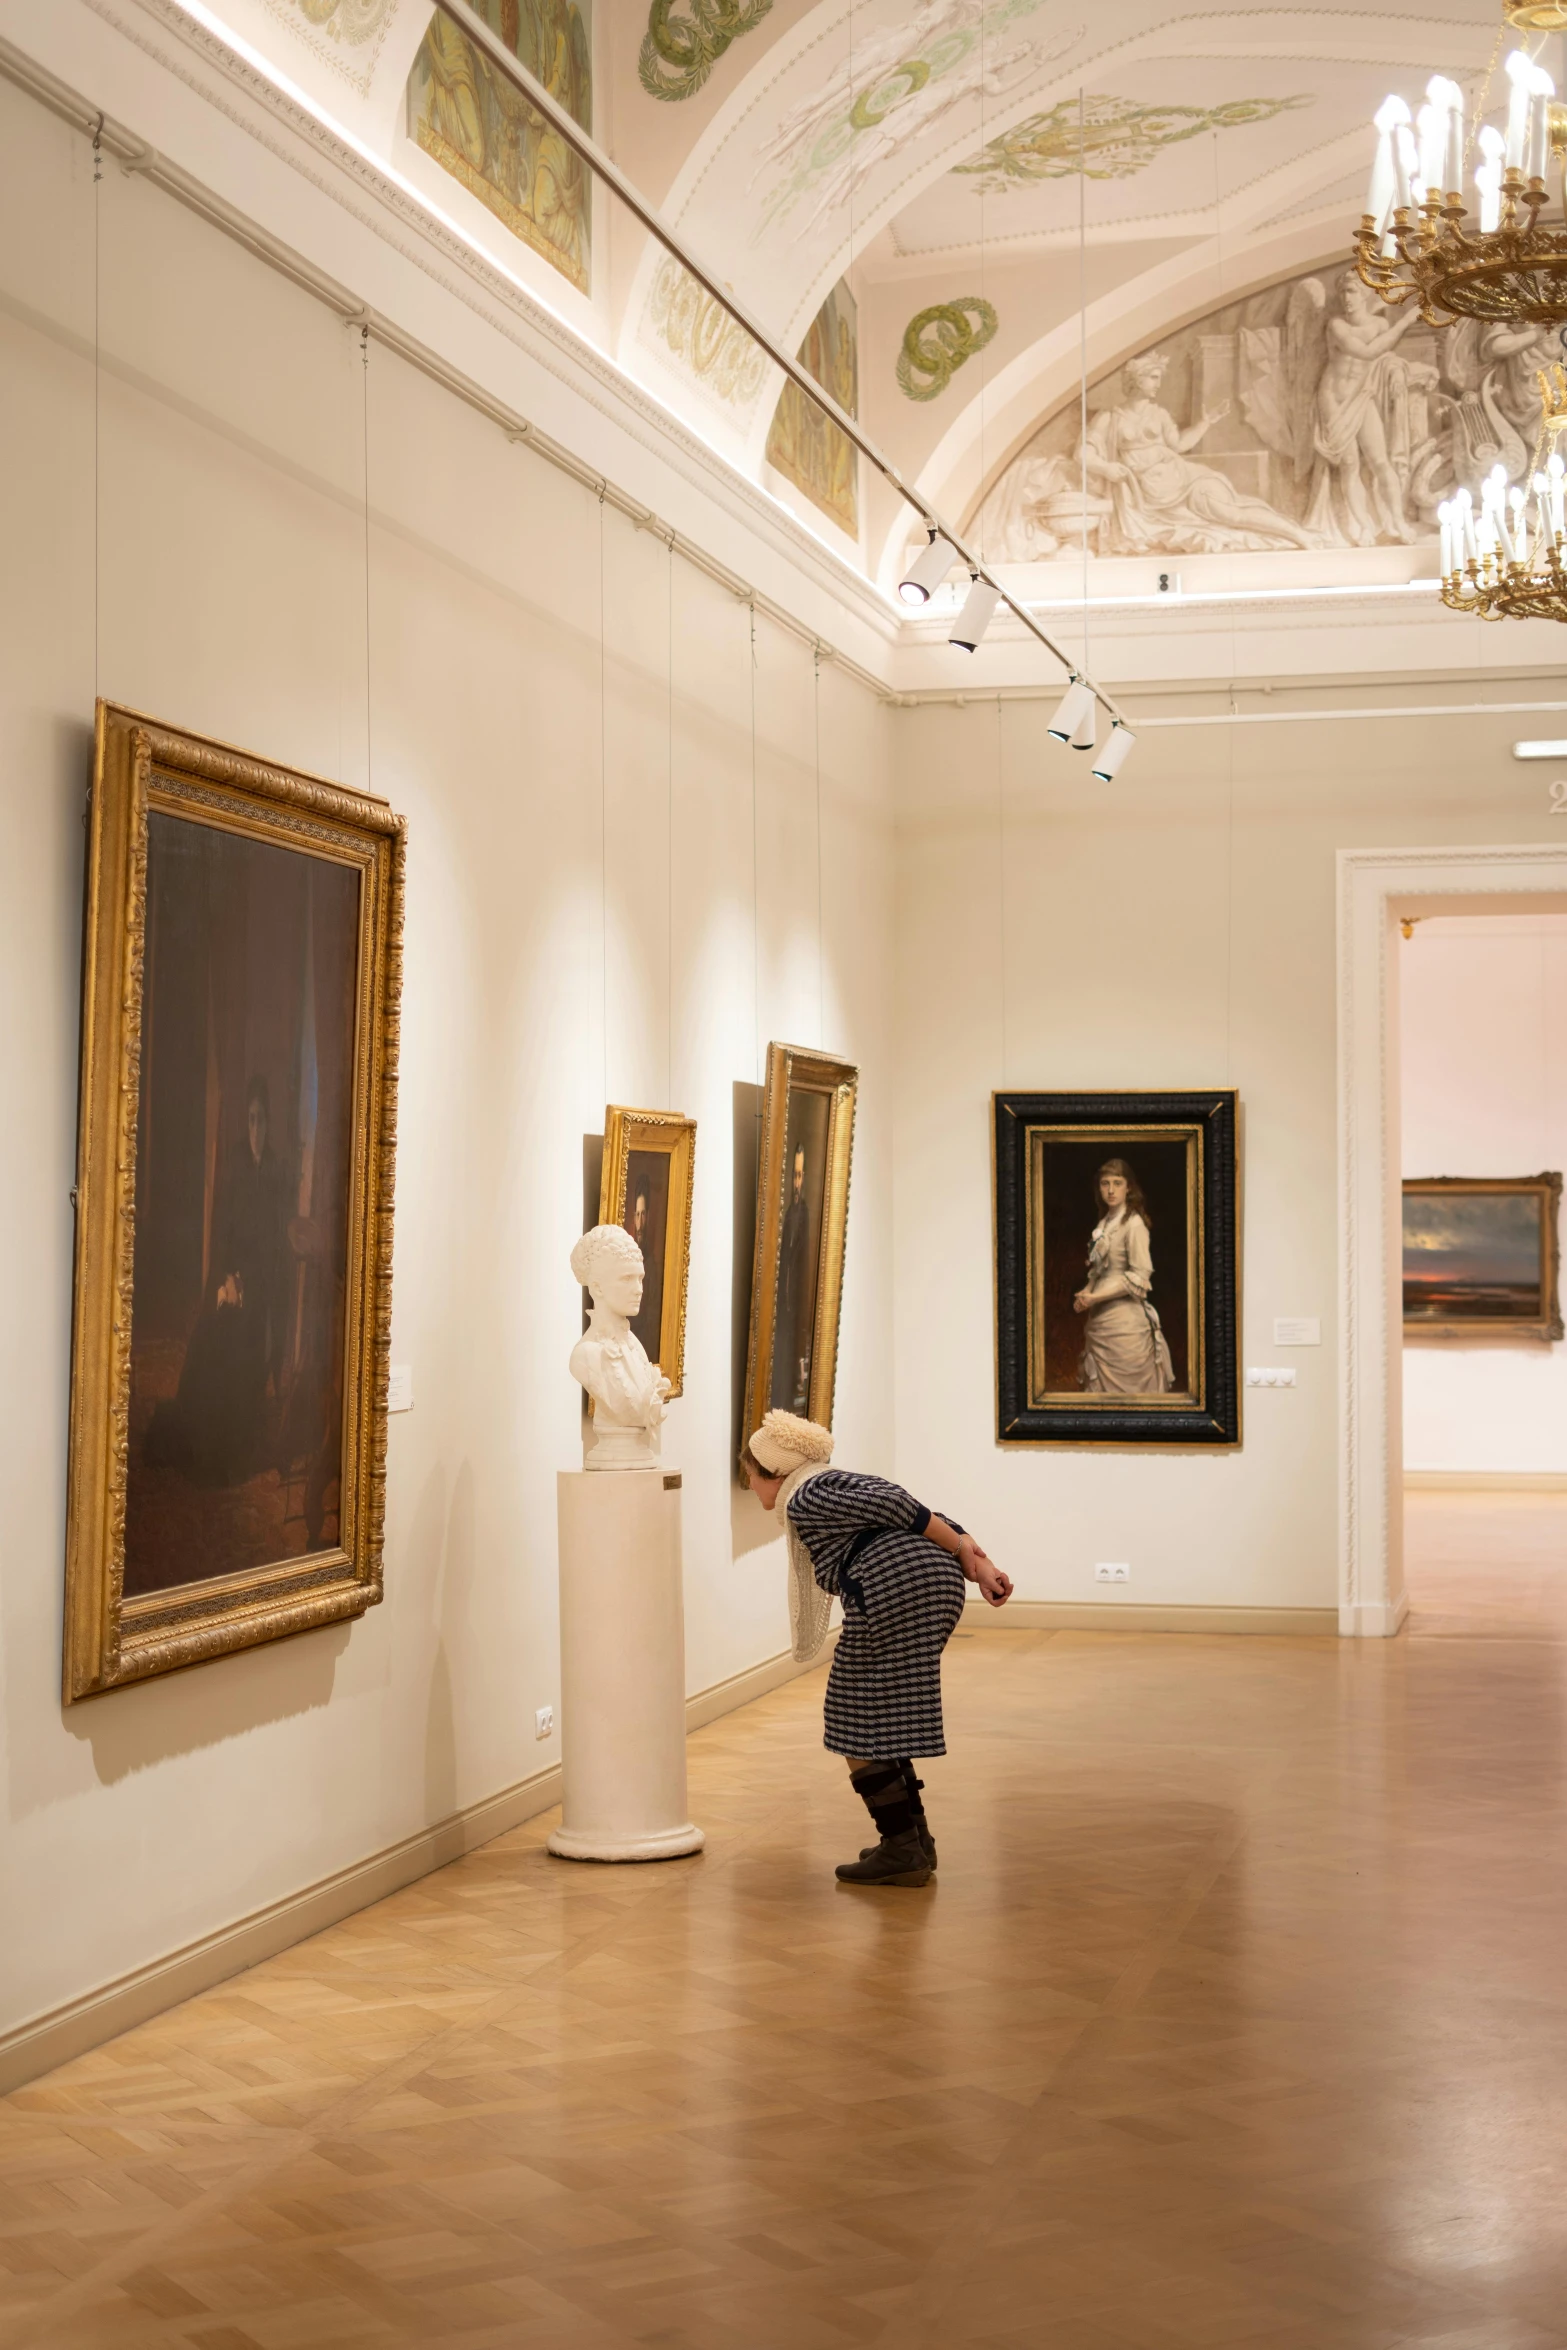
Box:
203, 3, 1500, 576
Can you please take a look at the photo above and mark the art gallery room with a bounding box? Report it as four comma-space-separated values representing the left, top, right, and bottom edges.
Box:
12, 0, 1567, 2341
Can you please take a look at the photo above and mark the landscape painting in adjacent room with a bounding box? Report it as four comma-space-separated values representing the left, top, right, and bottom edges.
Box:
1402, 1175, 1563, 1343
765, 278, 859, 536
125, 819, 362, 1596
972, 262, 1562, 560
407, 0, 593, 292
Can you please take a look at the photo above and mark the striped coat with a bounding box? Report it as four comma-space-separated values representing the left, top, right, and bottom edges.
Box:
785, 1470, 967, 1759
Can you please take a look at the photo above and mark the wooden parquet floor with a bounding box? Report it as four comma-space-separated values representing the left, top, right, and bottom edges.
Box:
7, 1502, 1567, 2350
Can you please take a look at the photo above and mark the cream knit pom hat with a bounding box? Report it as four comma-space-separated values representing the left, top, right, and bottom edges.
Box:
749, 1409, 834, 1477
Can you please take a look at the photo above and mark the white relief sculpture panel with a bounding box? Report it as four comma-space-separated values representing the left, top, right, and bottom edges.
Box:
974, 264, 1563, 562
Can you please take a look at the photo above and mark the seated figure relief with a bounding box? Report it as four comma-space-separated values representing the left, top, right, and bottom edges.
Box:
974, 264, 1527, 564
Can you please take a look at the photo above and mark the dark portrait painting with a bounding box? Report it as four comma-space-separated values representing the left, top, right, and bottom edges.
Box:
623, 1146, 671, 1362
1033, 1134, 1193, 1399
743, 1043, 857, 1445
769, 1086, 831, 1413
64, 705, 403, 1698
125, 816, 361, 1595
993, 1090, 1238, 1446
1403, 1175, 1563, 1342
598, 1105, 696, 1393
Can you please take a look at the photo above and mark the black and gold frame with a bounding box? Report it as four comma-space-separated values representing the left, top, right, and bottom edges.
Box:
64, 704, 404, 1698
994, 1090, 1239, 1445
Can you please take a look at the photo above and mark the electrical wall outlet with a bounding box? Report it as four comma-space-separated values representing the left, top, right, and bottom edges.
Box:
1094, 1562, 1130, 1583
534, 1705, 554, 1740
1246, 1367, 1298, 1388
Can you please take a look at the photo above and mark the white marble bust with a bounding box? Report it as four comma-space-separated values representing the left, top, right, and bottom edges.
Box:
569, 1224, 671, 1470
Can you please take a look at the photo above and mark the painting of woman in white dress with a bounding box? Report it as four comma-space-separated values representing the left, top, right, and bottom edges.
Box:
1074, 1158, 1175, 1394
996, 1092, 1236, 1445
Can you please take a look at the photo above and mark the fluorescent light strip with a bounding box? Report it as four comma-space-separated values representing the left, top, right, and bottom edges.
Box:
1513, 740, 1567, 758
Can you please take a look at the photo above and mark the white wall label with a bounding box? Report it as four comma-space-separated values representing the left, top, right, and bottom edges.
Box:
1273, 1317, 1320, 1346
388, 1363, 413, 1413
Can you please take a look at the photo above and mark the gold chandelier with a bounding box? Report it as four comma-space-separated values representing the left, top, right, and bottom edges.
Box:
1354, 12, 1567, 326
1439, 364, 1567, 617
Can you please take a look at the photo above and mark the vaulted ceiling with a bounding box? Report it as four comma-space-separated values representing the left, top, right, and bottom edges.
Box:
195, 3, 1518, 592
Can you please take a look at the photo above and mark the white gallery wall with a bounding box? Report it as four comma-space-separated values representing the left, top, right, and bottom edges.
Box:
1401, 915, 1567, 1475
0, 73, 895, 2043
891, 703, 1567, 1611
9, 0, 1567, 2070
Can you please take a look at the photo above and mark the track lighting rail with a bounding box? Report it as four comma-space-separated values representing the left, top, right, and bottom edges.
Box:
430, 0, 1128, 730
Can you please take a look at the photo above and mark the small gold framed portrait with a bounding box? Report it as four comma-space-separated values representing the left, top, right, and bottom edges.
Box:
1403, 1173, 1563, 1342
63, 704, 405, 1700
598, 1105, 697, 1394
744, 1042, 858, 1441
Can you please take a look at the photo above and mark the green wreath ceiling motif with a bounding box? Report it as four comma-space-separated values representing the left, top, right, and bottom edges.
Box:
640, 0, 774, 103
956, 93, 1314, 191
896, 297, 999, 403
286, 0, 391, 37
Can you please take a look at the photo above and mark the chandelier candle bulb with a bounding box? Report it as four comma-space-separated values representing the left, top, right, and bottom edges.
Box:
1370, 94, 1410, 213
1428, 74, 1465, 198
1417, 103, 1446, 200
1393, 119, 1418, 212
1528, 69, 1555, 187
1506, 49, 1534, 172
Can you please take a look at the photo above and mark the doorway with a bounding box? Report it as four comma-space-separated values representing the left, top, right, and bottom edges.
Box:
1399, 909, 1567, 1635
1336, 845, 1567, 1635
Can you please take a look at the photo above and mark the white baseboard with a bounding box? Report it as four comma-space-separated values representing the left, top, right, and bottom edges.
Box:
1405, 1469, 1567, 1491
1338, 1591, 1410, 1638
961, 1598, 1338, 1637
0, 1637, 832, 2098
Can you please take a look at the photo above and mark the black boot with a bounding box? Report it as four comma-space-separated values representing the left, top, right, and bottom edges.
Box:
837, 1760, 933, 1888
860, 1763, 937, 1870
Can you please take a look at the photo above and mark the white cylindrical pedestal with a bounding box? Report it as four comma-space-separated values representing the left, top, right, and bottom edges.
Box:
548, 1468, 704, 1863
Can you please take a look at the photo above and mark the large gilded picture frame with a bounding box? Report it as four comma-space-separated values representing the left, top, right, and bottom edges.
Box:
994, 1089, 1239, 1446
598, 1104, 696, 1395
64, 704, 405, 1700
743, 1042, 858, 1443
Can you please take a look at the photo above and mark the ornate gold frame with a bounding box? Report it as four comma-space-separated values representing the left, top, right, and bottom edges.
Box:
63, 704, 405, 1700
1402, 1173, 1563, 1344
743, 1042, 858, 1443
598, 1104, 696, 1395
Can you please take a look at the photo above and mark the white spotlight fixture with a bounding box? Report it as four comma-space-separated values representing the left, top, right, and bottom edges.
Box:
950, 574, 1001, 651
899, 528, 957, 606
1091, 721, 1137, 785
1070, 694, 1098, 753
1048, 676, 1094, 743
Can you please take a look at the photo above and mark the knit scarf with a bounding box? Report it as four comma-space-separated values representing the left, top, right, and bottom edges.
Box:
777, 1462, 834, 1663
